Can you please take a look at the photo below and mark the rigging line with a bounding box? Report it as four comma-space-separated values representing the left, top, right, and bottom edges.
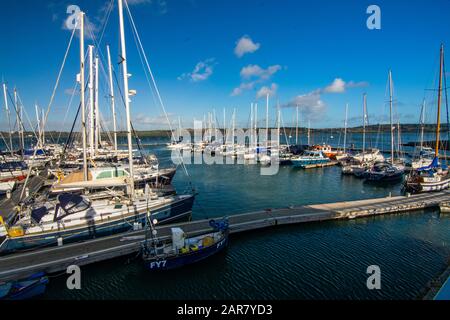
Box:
56, 81, 79, 144
15, 93, 40, 144
124, 0, 190, 179
61, 100, 82, 162
111, 68, 150, 164
123, 1, 174, 136
443, 54, 449, 154
0, 131, 12, 153
61, 80, 90, 161
19, 20, 78, 201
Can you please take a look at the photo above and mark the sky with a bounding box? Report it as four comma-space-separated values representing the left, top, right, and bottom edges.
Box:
0, 0, 449, 132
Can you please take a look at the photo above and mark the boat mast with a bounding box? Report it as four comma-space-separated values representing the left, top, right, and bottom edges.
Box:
254, 103, 258, 149
3, 83, 13, 156
266, 95, 269, 150
362, 93, 367, 162
307, 119, 311, 146
389, 70, 394, 165
223, 108, 226, 145
41, 108, 45, 145
435, 44, 444, 158
420, 99, 426, 151
94, 55, 100, 154
296, 104, 299, 145
35, 104, 41, 149
88, 45, 95, 156
277, 102, 281, 148
14, 89, 24, 155
107, 45, 118, 152
344, 103, 348, 153
118, 0, 135, 196
250, 103, 253, 148
232, 108, 236, 147
79, 12, 88, 180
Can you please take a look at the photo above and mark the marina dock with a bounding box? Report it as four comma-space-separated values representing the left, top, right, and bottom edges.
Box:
0, 190, 448, 282
301, 161, 339, 169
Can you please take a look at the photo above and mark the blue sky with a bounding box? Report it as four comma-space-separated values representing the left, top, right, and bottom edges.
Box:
0, 0, 449, 131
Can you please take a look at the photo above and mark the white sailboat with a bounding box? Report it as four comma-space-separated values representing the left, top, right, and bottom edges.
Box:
405, 44, 450, 193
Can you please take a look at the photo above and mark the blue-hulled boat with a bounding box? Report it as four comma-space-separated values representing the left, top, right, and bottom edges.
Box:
0, 192, 195, 254
143, 219, 229, 271
0, 272, 48, 300
291, 150, 330, 168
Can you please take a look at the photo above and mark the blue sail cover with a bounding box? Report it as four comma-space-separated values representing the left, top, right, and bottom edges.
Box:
23, 149, 45, 156
0, 161, 27, 171
418, 157, 439, 172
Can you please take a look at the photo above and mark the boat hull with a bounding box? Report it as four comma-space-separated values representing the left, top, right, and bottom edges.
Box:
0, 195, 195, 254
144, 235, 228, 271
291, 159, 329, 168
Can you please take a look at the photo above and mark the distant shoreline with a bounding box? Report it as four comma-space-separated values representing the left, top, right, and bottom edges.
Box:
1, 123, 449, 137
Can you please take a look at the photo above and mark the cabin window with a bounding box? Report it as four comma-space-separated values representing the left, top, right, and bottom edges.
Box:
97, 171, 113, 179
116, 170, 127, 177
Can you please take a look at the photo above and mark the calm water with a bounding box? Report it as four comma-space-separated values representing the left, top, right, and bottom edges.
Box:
33, 134, 450, 300
2, 133, 450, 299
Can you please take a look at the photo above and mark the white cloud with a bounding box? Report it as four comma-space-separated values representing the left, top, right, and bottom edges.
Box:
240, 64, 281, 80
234, 35, 260, 58
231, 64, 282, 96
256, 83, 278, 99
178, 58, 216, 82
281, 78, 369, 119
283, 89, 326, 120
231, 82, 256, 96
324, 78, 369, 93
324, 78, 346, 93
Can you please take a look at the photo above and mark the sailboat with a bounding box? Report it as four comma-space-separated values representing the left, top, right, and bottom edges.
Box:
0, 1, 195, 254
407, 100, 435, 170
405, 44, 450, 193
364, 70, 405, 183
341, 94, 384, 176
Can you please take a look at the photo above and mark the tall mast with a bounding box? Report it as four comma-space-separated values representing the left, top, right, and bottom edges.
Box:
3, 83, 13, 156
79, 12, 88, 180
362, 93, 367, 162
250, 103, 253, 148
94, 55, 100, 154
107, 45, 118, 152
35, 104, 41, 149
435, 44, 444, 158
277, 102, 281, 147
20, 98, 24, 153
118, 0, 135, 196
266, 94, 269, 149
232, 108, 236, 147
254, 103, 258, 149
420, 99, 426, 151
178, 116, 182, 141
389, 70, 394, 165
307, 119, 311, 146
223, 108, 226, 145
88, 45, 94, 156
14, 89, 24, 154
344, 103, 348, 153
41, 108, 45, 145
296, 104, 299, 145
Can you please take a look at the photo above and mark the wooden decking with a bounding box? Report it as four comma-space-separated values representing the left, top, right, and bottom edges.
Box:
0, 190, 449, 282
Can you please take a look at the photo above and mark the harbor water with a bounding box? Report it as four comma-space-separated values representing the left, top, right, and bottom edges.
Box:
23, 132, 449, 300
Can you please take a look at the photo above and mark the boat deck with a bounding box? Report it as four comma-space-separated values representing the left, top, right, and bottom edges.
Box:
0, 190, 449, 282
0, 175, 47, 221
